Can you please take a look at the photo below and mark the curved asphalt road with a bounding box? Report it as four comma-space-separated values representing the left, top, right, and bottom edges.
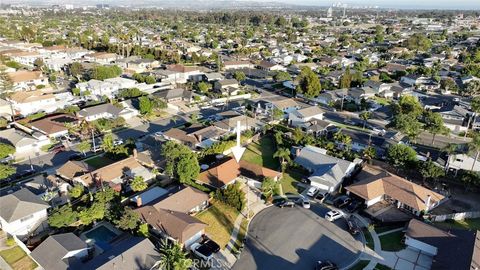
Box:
232, 203, 363, 270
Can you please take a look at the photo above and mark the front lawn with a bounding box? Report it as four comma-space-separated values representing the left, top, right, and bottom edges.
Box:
379, 231, 405, 251
374, 224, 405, 234
375, 263, 393, 270
0, 246, 37, 270
241, 136, 278, 170
84, 156, 114, 169
279, 170, 306, 195
434, 218, 480, 231
362, 228, 375, 250
196, 201, 241, 249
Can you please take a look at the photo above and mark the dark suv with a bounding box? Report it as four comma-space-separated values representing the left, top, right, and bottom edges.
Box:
333, 195, 351, 208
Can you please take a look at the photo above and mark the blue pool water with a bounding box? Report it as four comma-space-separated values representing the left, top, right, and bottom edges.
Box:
85, 225, 118, 244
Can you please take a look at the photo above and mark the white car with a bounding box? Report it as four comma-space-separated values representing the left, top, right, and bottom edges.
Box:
113, 139, 124, 146
297, 198, 310, 209
190, 243, 213, 261
325, 210, 343, 221
306, 187, 318, 197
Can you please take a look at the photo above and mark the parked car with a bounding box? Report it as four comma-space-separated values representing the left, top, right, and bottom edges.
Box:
345, 200, 363, 213
297, 198, 310, 209
333, 195, 351, 208
68, 153, 84, 161
278, 200, 296, 208
190, 242, 214, 261
201, 236, 220, 253
306, 187, 318, 197
113, 139, 124, 146
51, 144, 66, 153
347, 218, 360, 235
316, 260, 338, 270
325, 210, 343, 222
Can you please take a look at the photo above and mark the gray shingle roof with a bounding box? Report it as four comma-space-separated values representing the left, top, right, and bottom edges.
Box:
30, 233, 88, 270
0, 189, 49, 222
78, 103, 123, 118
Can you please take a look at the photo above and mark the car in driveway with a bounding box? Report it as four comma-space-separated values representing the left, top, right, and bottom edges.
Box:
347, 218, 360, 235
201, 236, 220, 253
345, 200, 363, 213
50, 144, 66, 153
325, 210, 343, 222
278, 200, 296, 208
68, 153, 84, 161
316, 260, 338, 270
190, 242, 214, 261
333, 195, 351, 208
297, 198, 311, 209
306, 187, 318, 197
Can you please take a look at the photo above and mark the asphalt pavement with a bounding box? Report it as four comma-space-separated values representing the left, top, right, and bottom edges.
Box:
232, 203, 363, 270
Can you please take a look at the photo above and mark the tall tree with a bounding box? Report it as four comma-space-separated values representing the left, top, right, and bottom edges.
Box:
387, 144, 418, 171
468, 132, 480, 172
296, 67, 321, 98
130, 176, 148, 192
273, 148, 291, 171
261, 177, 279, 202
424, 111, 448, 145
0, 164, 16, 180
359, 111, 371, 129
77, 140, 91, 156
0, 143, 15, 159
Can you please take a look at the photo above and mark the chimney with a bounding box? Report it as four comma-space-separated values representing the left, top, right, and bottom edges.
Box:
136, 195, 142, 207
133, 148, 138, 158
196, 134, 202, 142
425, 195, 432, 211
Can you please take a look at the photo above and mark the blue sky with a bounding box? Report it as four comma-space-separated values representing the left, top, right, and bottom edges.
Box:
278, 0, 480, 9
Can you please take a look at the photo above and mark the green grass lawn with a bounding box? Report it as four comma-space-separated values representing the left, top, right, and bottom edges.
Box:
196, 201, 241, 249
363, 228, 375, 250
241, 136, 278, 170
0, 246, 37, 270
84, 156, 114, 169
280, 170, 306, 195
434, 218, 480, 231
372, 96, 391, 106
348, 260, 370, 270
379, 231, 406, 251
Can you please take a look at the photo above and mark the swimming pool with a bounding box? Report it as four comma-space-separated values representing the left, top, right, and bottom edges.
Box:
84, 224, 118, 244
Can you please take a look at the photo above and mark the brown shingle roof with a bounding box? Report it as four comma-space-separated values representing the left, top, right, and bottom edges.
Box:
9, 90, 54, 103
30, 114, 78, 135
135, 206, 206, 244
8, 71, 43, 83
166, 64, 199, 73
77, 156, 142, 185
152, 186, 209, 213
197, 158, 281, 188
56, 161, 93, 179
346, 172, 445, 211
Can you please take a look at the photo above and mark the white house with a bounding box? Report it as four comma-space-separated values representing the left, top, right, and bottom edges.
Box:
288, 106, 325, 127
223, 60, 254, 70
76, 77, 137, 99
77, 103, 124, 122
0, 127, 50, 154
0, 189, 49, 238
8, 90, 58, 116
8, 71, 49, 91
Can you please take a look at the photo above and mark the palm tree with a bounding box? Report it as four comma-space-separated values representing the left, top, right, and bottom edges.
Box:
359, 111, 371, 129
362, 146, 376, 164
154, 239, 192, 270
274, 148, 291, 171
468, 132, 480, 172
442, 143, 458, 171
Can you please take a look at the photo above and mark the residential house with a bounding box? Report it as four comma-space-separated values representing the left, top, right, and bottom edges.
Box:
303, 119, 334, 136
288, 106, 325, 128
294, 145, 357, 193
153, 88, 193, 103
400, 75, 431, 87
136, 206, 206, 248
8, 51, 41, 66
0, 98, 12, 120
213, 79, 240, 96
203, 72, 224, 82
75, 237, 160, 270
165, 64, 205, 83
73, 156, 154, 191
345, 169, 445, 216
0, 128, 49, 154
0, 189, 49, 238
446, 152, 480, 173
404, 219, 479, 270
315, 89, 348, 106
435, 105, 469, 133
8, 71, 49, 91
148, 186, 209, 214
83, 52, 118, 64
30, 114, 78, 138
163, 124, 226, 149
223, 60, 254, 70
266, 98, 300, 116
363, 80, 391, 95
76, 77, 137, 99
56, 161, 94, 181
8, 90, 58, 116
213, 115, 263, 133
77, 103, 135, 121
348, 87, 376, 104
257, 60, 285, 71
197, 157, 282, 189
30, 233, 89, 270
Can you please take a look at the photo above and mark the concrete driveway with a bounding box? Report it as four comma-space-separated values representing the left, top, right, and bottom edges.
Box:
232, 203, 363, 270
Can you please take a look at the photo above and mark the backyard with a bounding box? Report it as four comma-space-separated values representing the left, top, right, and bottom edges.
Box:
0, 246, 37, 270
279, 169, 306, 195
434, 218, 480, 231
84, 155, 115, 169
241, 136, 278, 170
196, 201, 241, 249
